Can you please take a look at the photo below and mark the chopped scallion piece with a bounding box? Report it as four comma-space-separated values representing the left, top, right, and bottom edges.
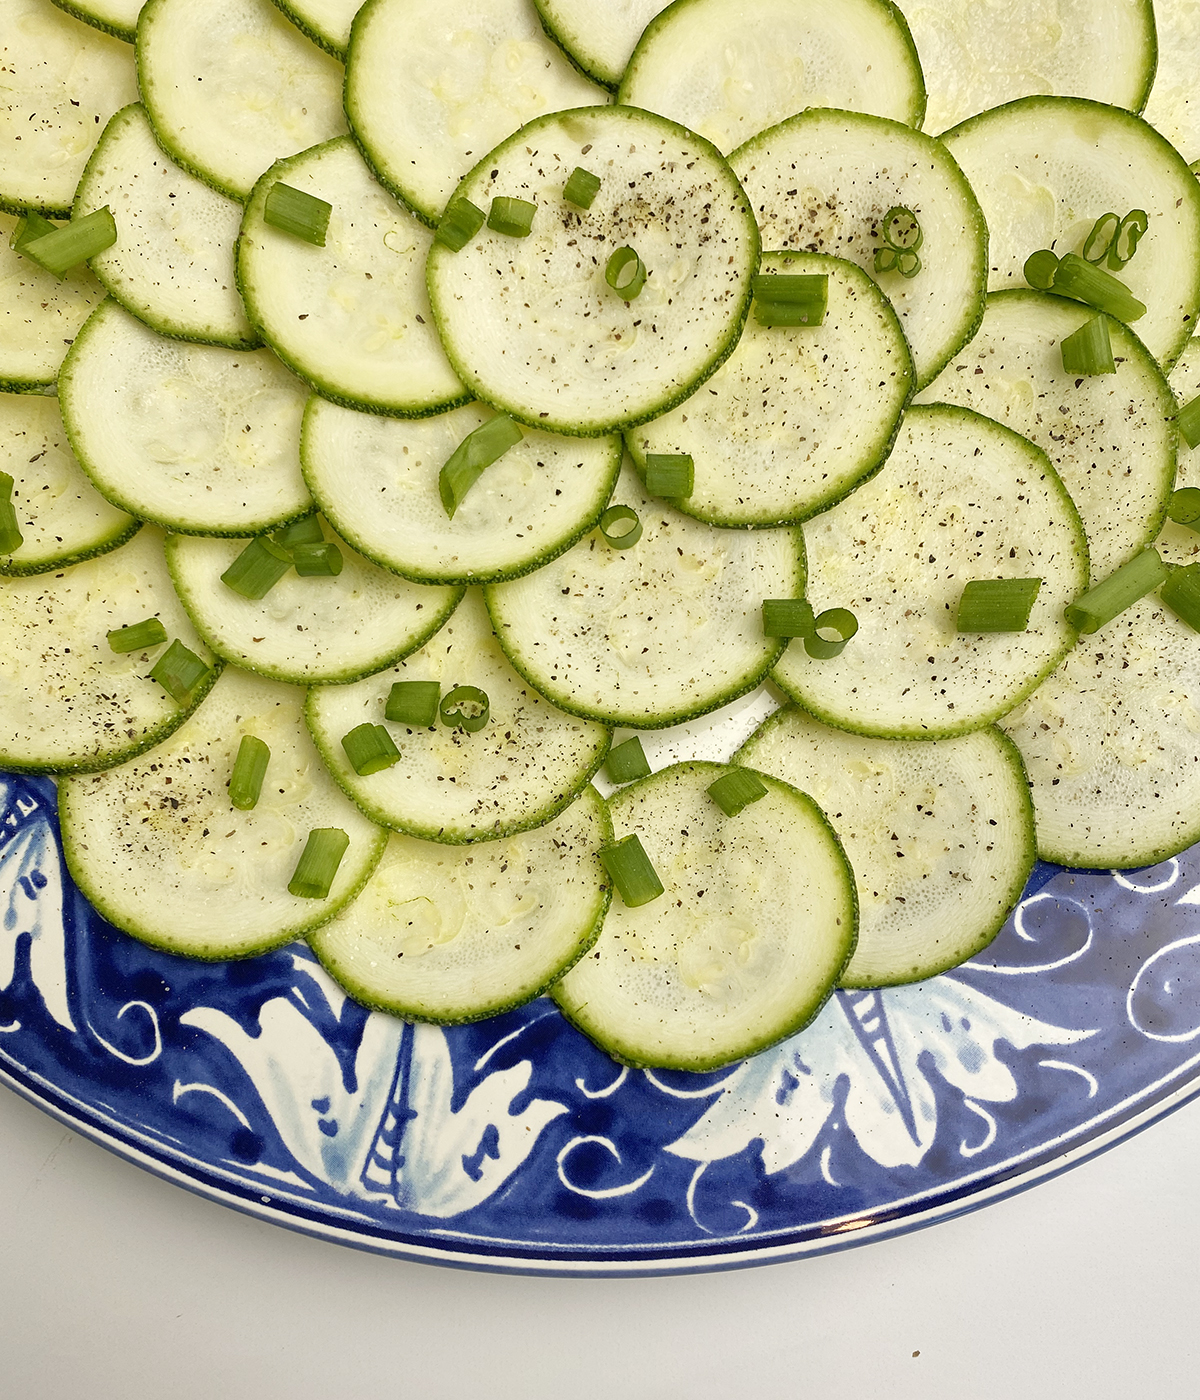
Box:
874, 245, 922, 278
107, 617, 168, 653
754, 274, 828, 324
605, 736, 651, 784
0, 470, 22, 554
488, 196, 536, 238
1064, 548, 1169, 633
1176, 394, 1200, 450
644, 452, 694, 496
10, 210, 56, 252
599, 504, 642, 548
385, 679, 440, 727
563, 167, 601, 209
804, 607, 858, 659
750, 273, 827, 304
1060, 315, 1116, 375
273, 514, 324, 549
229, 734, 270, 810
220, 536, 293, 599
1023, 248, 1060, 290
1082, 212, 1120, 264
149, 639, 210, 704
880, 205, 923, 251
598, 833, 663, 907
754, 295, 828, 325
20, 206, 117, 277
605, 246, 647, 299
288, 827, 349, 899
1052, 252, 1146, 322
762, 598, 814, 639
438, 414, 523, 518
1161, 563, 1200, 633
1110, 209, 1148, 269
264, 181, 331, 246
956, 578, 1042, 632
1169, 486, 1200, 526
707, 768, 768, 817
291, 541, 343, 576
440, 684, 489, 733
341, 722, 401, 775
435, 196, 485, 251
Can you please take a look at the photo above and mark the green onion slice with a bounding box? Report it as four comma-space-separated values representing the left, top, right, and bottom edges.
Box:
598, 834, 664, 908
754, 274, 828, 324
1176, 394, 1200, 450
385, 680, 440, 727
1082, 212, 1120, 264
605, 736, 651, 785
563, 167, 601, 209
0, 470, 22, 554
10, 210, 56, 252
20, 206, 117, 277
434, 196, 485, 251
229, 734, 270, 810
438, 414, 523, 519
220, 536, 294, 599
291, 541, 343, 576
1168, 486, 1200, 526
804, 607, 858, 659
751, 273, 826, 303
288, 828, 350, 899
599, 504, 642, 549
273, 514, 324, 550
873, 246, 922, 280
1061, 315, 1116, 375
956, 578, 1042, 632
1161, 563, 1200, 633
644, 453, 694, 496
707, 768, 768, 817
263, 182, 332, 247
605, 246, 647, 299
881, 205, 923, 251
106, 617, 168, 653
487, 196, 536, 238
762, 598, 815, 639
1110, 210, 1148, 269
1064, 548, 1169, 633
440, 684, 489, 733
1052, 252, 1146, 322
1023, 249, 1060, 290
149, 639, 210, 704
340, 721, 401, 776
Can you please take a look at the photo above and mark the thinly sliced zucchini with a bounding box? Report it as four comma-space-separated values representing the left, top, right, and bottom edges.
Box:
0, 525, 220, 774
310, 786, 611, 1022
136, 0, 347, 201
1143, 0, 1200, 161
918, 291, 1176, 582
345, 0, 606, 225
270, 0, 360, 56
59, 665, 387, 958
533, 0, 669, 89
238, 139, 467, 418
737, 707, 1034, 988
0, 0, 139, 215
773, 403, 1089, 739
306, 587, 611, 842
897, 0, 1156, 136
730, 108, 989, 391
301, 396, 622, 584
626, 250, 913, 527
486, 460, 803, 728
0, 390, 138, 575
166, 526, 463, 684
427, 105, 759, 436
619, 0, 925, 155
1000, 599, 1200, 868
74, 104, 257, 348
59, 299, 313, 535
553, 761, 856, 1071
51, 0, 143, 42
1159, 338, 1200, 568
941, 96, 1200, 369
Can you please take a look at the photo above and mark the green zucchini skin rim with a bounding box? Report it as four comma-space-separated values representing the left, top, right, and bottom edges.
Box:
551, 761, 859, 1073
530, 0, 620, 92
309, 786, 614, 1024
268, 0, 348, 59
72, 104, 262, 353
1, 516, 142, 578
236, 142, 473, 420
425, 104, 760, 439
49, 0, 137, 42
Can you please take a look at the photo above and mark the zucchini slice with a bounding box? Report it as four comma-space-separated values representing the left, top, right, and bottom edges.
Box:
166, 527, 463, 685
729, 108, 988, 390
918, 291, 1176, 582
306, 587, 611, 842
427, 105, 760, 437
626, 250, 913, 528
136, 0, 347, 201
0, 389, 138, 576
345, 0, 606, 225
533, 0, 669, 89
1160, 338, 1200, 569
619, 0, 925, 155
773, 403, 1089, 739
238, 138, 467, 418
737, 707, 1035, 988
553, 761, 856, 1071
1143, 0, 1200, 162
51, 0, 142, 42
59, 299, 313, 535
941, 95, 1200, 370
270, 0, 359, 56
302, 396, 622, 585
310, 785, 611, 1023
74, 103, 257, 349
59, 665, 387, 958
485, 461, 803, 728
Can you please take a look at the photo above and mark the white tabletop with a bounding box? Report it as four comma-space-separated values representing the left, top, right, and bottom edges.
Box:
1, 1078, 1197, 1400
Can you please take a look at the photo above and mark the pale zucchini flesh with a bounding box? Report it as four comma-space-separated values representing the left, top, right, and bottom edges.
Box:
1142, 0, 1200, 162
1160, 338, 1200, 569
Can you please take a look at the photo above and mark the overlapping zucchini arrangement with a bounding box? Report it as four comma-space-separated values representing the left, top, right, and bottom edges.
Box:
6, 0, 1200, 1069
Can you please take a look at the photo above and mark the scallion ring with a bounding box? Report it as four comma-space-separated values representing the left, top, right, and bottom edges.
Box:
1109, 210, 1148, 269
804, 607, 858, 659
1082, 212, 1120, 264
1023, 249, 1060, 290
605, 246, 647, 299
880, 205, 923, 251
440, 684, 490, 733
599, 504, 642, 549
